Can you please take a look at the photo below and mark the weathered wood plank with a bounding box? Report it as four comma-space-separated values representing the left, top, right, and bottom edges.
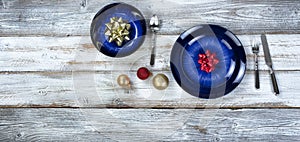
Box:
1, 1, 299, 141
1, 34, 299, 72
0, 71, 299, 108
0, 0, 299, 36
0, 108, 299, 141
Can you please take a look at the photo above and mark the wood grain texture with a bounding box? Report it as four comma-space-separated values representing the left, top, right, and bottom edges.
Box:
0, 0, 299, 36
1, 34, 299, 72
0, 71, 299, 108
1, 0, 300, 140
0, 108, 299, 141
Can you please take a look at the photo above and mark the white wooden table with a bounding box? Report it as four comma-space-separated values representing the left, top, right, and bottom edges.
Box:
1, 0, 300, 141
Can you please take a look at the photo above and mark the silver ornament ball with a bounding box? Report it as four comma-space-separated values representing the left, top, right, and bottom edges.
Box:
153, 74, 169, 90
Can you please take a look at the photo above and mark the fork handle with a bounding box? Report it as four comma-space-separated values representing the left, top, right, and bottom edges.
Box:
254, 54, 260, 89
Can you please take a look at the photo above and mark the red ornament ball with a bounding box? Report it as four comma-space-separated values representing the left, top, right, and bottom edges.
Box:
137, 67, 151, 80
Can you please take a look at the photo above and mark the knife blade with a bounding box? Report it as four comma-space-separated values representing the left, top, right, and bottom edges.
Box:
261, 34, 279, 95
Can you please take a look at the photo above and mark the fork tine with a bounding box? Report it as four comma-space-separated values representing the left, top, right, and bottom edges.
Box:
251, 38, 259, 53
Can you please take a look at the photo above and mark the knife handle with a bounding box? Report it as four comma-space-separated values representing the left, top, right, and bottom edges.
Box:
254, 54, 260, 89
270, 71, 279, 95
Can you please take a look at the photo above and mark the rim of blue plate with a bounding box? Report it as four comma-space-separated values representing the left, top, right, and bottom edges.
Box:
170, 24, 246, 99
90, 3, 146, 57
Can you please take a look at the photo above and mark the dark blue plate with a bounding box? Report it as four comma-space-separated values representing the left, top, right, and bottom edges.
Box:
90, 3, 146, 57
170, 24, 246, 99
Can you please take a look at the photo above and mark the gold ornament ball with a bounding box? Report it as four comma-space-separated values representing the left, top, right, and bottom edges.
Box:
117, 74, 131, 88
153, 74, 169, 90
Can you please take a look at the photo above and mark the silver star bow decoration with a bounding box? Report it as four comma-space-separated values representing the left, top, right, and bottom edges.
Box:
105, 17, 131, 46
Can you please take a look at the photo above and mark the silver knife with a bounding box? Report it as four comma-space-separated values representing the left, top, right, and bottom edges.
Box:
261, 34, 279, 95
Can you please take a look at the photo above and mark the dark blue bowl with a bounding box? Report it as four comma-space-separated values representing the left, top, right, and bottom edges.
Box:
90, 3, 146, 57
170, 24, 246, 99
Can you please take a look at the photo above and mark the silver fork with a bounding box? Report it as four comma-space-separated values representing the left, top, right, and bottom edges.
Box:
252, 40, 260, 89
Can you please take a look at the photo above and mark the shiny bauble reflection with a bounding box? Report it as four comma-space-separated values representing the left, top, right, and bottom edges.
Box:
152, 74, 169, 90
137, 67, 151, 80
117, 74, 131, 88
